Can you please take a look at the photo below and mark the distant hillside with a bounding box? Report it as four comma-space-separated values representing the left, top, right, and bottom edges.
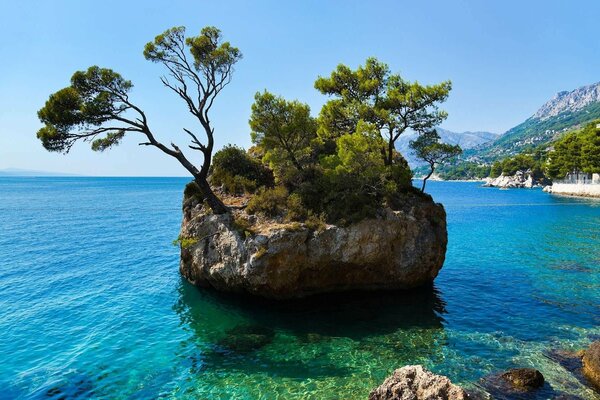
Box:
397, 128, 499, 167
465, 82, 600, 163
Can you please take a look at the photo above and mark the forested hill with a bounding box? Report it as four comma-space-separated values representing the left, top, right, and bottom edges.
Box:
465, 81, 600, 163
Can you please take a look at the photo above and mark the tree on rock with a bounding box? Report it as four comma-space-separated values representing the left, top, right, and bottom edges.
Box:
314, 57, 452, 166
249, 91, 317, 174
410, 130, 462, 192
36, 26, 242, 214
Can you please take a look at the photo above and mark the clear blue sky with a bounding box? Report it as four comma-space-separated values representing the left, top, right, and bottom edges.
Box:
1, 0, 598, 176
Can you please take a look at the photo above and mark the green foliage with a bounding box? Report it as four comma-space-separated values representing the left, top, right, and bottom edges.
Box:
250, 91, 317, 175
144, 26, 242, 77
285, 193, 308, 222
304, 213, 327, 232
172, 236, 199, 248
210, 145, 273, 194
500, 154, 536, 176
314, 57, 451, 165
409, 130, 462, 190
37, 67, 133, 153
232, 215, 255, 238
490, 162, 502, 178
546, 121, 600, 178
246, 186, 289, 217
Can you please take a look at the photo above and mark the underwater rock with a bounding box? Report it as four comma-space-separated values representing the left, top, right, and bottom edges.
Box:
369, 365, 468, 400
216, 324, 275, 354
179, 191, 447, 299
480, 368, 553, 399
501, 368, 545, 390
583, 341, 600, 390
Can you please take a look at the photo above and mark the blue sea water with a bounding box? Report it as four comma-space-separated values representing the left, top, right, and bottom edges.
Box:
0, 177, 598, 399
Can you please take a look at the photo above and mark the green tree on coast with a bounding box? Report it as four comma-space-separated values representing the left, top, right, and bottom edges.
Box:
409, 130, 462, 191
37, 27, 452, 225
37, 26, 241, 214
546, 121, 600, 179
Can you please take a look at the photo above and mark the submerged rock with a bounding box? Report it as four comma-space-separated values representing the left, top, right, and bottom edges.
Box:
369, 365, 468, 400
480, 368, 551, 399
583, 341, 600, 389
217, 324, 275, 354
179, 192, 447, 299
501, 368, 545, 390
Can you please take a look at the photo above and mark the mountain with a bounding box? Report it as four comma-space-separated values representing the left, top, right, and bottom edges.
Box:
465, 82, 600, 162
0, 168, 80, 177
397, 128, 499, 167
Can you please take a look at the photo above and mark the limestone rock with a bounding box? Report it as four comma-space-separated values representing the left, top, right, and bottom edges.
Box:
369, 365, 468, 400
583, 341, 600, 389
483, 170, 546, 189
179, 192, 447, 299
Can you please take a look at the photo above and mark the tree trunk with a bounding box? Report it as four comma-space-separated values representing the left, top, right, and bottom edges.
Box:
385, 139, 394, 166
421, 164, 435, 192
195, 176, 228, 214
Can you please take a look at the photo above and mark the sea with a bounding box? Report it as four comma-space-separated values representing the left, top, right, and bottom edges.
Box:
0, 177, 598, 399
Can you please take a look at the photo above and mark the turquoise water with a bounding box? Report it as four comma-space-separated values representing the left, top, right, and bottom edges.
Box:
0, 177, 599, 399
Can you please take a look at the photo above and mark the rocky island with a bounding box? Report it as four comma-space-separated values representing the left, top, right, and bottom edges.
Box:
179, 185, 446, 299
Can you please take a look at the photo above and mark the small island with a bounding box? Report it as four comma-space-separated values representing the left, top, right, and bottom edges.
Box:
36, 26, 459, 299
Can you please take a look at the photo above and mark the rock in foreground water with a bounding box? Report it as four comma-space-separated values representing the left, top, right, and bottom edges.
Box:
369, 365, 467, 400
500, 368, 545, 390
179, 192, 447, 299
583, 341, 600, 389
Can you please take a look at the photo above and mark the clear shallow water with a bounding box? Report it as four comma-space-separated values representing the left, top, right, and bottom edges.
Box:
0, 177, 599, 399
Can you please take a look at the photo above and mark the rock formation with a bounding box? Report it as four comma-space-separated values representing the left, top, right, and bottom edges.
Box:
583, 341, 600, 389
179, 190, 447, 299
500, 368, 545, 390
369, 365, 468, 400
483, 170, 546, 189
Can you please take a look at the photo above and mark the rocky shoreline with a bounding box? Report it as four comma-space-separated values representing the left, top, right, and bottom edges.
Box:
369, 340, 600, 399
482, 170, 548, 189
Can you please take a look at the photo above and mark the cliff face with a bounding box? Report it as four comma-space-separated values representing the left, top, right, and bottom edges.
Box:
534, 82, 600, 121
179, 193, 447, 299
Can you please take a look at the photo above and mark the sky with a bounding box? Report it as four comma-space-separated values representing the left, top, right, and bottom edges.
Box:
1, 0, 599, 176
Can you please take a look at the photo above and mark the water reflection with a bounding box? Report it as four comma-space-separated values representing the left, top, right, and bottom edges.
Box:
172, 281, 449, 390
174, 280, 447, 339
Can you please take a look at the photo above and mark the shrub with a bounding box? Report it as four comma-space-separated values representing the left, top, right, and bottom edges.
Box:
285, 193, 308, 221
211, 145, 274, 194
183, 181, 204, 201
172, 235, 199, 249
246, 186, 289, 217
232, 215, 255, 237
305, 213, 327, 232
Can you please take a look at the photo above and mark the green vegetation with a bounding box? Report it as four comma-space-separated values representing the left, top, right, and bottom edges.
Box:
489, 150, 546, 179
409, 130, 462, 191
438, 102, 600, 180
477, 120, 600, 181
231, 58, 451, 225
172, 236, 199, 249
37, 26, 242, 214
416, 161, 490, 180
210, 145, 273, 194
546, 121, 600, 179
37, 26, 451, 225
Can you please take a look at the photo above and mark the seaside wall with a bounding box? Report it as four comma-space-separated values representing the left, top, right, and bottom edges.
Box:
550, 183, 600, 198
